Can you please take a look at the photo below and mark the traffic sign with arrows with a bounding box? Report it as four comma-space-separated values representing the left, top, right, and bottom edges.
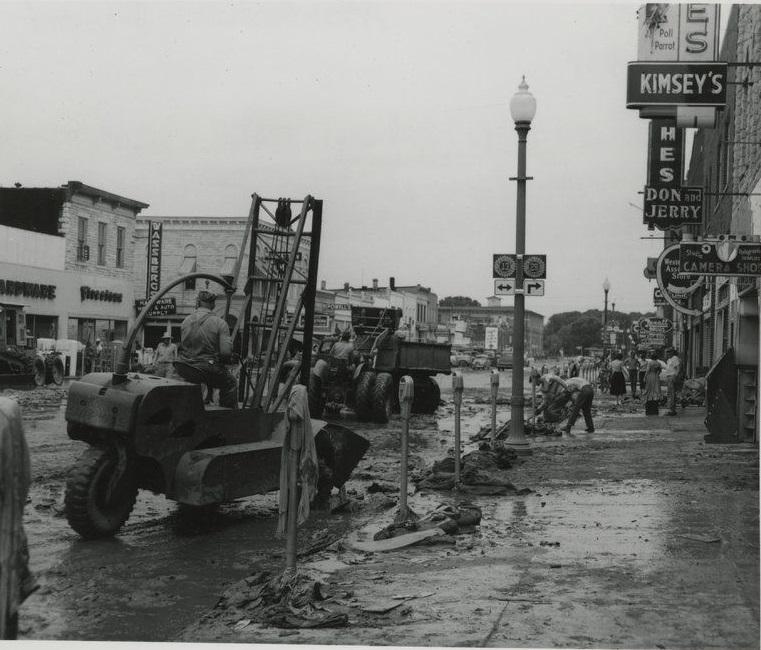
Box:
524, 279, 545, 296
494, 279, 516, 295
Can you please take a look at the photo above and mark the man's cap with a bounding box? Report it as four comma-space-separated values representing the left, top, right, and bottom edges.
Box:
197, 290, 216, 304
161, 329, 172, 339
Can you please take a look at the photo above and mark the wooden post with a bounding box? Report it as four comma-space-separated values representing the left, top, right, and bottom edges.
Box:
452, 372, 464, 488
397, 376, 414, 521
490, 369, 500, 448
284, 399, 303, 575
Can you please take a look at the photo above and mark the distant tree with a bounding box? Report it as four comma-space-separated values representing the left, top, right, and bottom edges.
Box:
543, 309, 655, 355
439, 296, 481, 307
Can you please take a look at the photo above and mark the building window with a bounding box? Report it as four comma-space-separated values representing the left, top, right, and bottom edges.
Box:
180, 244, 197, 290
77, 217, 89, 262
97, 222, 107, 265
116, 226, 125, 268
220, 244, 237, 281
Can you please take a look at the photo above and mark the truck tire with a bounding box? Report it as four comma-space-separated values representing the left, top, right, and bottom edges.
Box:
65, 446, 138, 539
354, 371, 376, 421
371, 372, 393, 423
412, 376, 441, 414
308, 373, 324, 418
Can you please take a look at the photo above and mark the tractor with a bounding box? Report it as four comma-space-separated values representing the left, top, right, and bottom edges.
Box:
63, 194, 370, 539
308, 306, 451, 423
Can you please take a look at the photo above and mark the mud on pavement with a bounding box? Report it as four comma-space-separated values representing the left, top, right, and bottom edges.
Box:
9, 380, 761, 648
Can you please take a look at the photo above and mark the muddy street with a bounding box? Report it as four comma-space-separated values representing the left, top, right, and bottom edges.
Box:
8, 374, 761, 647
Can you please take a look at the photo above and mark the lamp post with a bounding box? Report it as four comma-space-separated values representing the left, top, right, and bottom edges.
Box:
505, 76, 536, 456
602, 278, 610, 358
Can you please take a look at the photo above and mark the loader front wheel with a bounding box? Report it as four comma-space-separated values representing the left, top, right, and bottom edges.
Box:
51, 358, 65, 385
65, 447, 138, 539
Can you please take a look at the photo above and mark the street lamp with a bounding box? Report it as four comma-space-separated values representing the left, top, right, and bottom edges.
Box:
602, 278, 611, 358
506, 76, 536, 456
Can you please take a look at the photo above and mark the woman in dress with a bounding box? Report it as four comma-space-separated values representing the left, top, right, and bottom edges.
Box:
643, 349, 663, 415
609, 351, 627, 405
624, 350, 640, 398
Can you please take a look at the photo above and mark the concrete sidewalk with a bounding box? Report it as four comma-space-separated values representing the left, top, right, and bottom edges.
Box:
186, 401, 759, 649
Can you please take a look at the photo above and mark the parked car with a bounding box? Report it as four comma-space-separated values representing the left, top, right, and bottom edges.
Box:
496, 354, 513, 370
471, 354, 491, 370
450, 350, 473, 367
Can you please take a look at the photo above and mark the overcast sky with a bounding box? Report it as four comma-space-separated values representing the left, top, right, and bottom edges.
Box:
2, 0, 702, 318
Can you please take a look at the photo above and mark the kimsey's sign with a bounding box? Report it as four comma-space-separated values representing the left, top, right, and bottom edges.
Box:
626, 62, 727, 107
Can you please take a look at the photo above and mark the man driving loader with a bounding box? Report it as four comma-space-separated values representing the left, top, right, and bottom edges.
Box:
330, 329, 354, 361
176, 290, 238, 408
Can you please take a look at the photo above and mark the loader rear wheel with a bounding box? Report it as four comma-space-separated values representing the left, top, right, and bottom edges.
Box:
308, 373, 324, 418
33, 360, 46, 387
371, 372, 393, 423
65, 447, 138, 539
354, 371, 376, 421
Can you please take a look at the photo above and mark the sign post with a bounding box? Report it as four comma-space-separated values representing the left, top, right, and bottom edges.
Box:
452, 372, 463, 489
396, 376, 414, 523
490, 369, 499, 449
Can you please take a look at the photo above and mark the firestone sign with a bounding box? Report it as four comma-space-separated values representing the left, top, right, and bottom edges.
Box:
146, 221, 162, 298
626, 62, 728, 108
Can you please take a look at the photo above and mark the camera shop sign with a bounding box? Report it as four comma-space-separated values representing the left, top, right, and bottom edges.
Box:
644, 186, 703, 229
679, 241, 761, 276
626, 62, 728, 108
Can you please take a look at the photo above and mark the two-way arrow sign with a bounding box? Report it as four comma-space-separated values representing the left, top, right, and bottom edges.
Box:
494, 279, 516, 295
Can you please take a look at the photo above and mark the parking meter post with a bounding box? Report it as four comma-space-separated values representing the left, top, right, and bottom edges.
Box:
398, 376, 414, 520
490, 369, 500, 448
452, 372, 464, 487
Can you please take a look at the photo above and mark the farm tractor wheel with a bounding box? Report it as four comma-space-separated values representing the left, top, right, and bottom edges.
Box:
65, 446, 138, 539
354, 371, 376, 421
33, 360, 46, 387
51, 358, 65, 385
412, 376, 441, 414
371, 372, 393, 423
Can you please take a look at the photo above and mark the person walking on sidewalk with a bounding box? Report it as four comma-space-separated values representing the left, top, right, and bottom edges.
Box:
561, 376, 595, 434
643, 350, 664, 416
662, 347, 682, 416
624, 350, 640, 399
608, 352, 627, 405
154, 330, 178, 378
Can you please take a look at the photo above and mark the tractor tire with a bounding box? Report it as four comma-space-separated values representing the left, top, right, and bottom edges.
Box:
354, 371, 376, 421
371, 372, 393, 423
308, 373, 324, 418
51, 359, 65, 386
65, 446, 138, 539
412, 376, 441, 414
33, 360, 46, 387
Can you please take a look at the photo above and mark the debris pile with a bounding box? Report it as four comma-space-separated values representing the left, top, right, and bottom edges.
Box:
214, 570, 348, 629
416, 444, 530, 495
470, 419, 564, 441
373, 502, 482, 543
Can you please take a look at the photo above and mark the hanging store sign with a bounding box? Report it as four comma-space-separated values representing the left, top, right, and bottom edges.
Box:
80, 286, 123, 303
653, 287, 668, 306
679, 240, 761, 276
626, 62, 728, 108
643, 185, 703, 229
656, 244, 704, 316
647, 119, 683, 187
146, 221, 163, 298
637, 4, 721, 62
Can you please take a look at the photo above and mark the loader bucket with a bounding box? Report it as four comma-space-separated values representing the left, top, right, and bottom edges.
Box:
314, 421, 370, 488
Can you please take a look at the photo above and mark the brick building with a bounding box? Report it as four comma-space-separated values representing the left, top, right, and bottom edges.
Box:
437, 297, 544, 357
133, 216, 331, 347
326, 278, 445, 342
679, 5, 760, 442
0, 181, 148, 374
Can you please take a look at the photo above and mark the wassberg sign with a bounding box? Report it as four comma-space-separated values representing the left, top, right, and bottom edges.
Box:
626, 62, 728, 107
679, 241, 761, 276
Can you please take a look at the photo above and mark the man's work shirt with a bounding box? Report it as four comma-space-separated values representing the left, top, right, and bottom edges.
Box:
179, 307, 232, 363
330, 340, 354, 361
